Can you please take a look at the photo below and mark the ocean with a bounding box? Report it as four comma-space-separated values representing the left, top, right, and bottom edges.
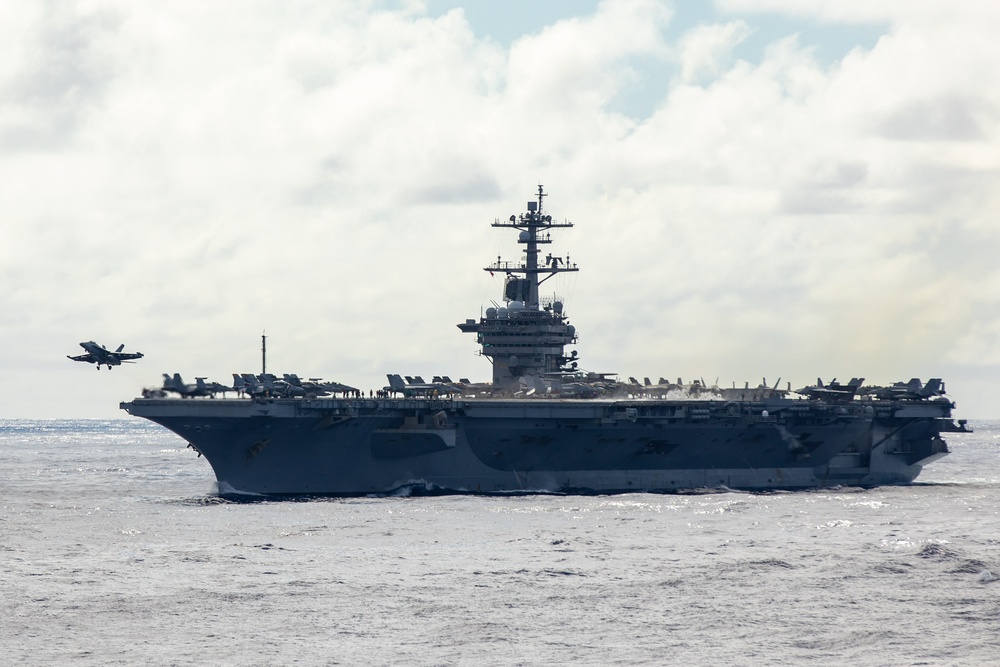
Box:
2, 418, 998, 666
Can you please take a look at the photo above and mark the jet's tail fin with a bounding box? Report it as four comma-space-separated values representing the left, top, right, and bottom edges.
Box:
387, 374, 406, 390
921, 378, 944, 396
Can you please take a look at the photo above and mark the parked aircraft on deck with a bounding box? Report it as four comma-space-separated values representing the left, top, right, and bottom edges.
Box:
861, 378, 946, 401
385, 374, 462, 397
161, 373, 231, 398
794, 378, 865, 401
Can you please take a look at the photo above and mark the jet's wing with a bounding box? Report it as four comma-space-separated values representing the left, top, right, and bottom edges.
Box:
113, 352, 144, 362
68, 353, 96, 363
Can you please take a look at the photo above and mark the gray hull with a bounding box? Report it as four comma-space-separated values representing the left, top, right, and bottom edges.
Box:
121, 395, 962, 496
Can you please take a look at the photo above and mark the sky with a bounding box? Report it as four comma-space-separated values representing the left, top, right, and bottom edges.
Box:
2, 0, 999, 419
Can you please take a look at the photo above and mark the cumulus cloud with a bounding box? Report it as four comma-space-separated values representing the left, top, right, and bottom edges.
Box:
0, 3, 123, 150
1, 0, 998, 417
676, 21, 751, 85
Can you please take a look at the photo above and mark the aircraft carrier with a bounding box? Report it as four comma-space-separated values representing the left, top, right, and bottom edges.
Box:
121, 186, 969, 495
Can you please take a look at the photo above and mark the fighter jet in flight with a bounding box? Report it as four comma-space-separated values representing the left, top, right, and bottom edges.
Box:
67, 341, 144, 370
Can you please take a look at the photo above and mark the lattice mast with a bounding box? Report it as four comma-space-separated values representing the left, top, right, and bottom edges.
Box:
487, 185, 577, 307
457, 185, 580, 390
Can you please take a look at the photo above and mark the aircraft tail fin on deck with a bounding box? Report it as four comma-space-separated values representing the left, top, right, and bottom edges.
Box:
922, 378, 943, 396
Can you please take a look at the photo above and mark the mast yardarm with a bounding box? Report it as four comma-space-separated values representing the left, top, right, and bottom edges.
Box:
458, 186, 579, 391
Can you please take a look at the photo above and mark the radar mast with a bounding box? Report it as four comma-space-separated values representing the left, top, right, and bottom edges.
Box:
457, 185, 580, 390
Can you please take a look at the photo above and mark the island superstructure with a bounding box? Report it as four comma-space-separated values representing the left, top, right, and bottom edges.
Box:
458, 185, 580, 391
121, 186, 970, 495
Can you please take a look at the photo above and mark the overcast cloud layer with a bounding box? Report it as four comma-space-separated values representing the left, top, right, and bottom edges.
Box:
2, 0, 998, 418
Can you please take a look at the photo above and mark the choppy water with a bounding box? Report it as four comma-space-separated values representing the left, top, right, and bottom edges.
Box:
2, 419, 999, 666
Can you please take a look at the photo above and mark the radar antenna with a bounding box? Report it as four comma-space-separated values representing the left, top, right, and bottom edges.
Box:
457, 186, 581, 390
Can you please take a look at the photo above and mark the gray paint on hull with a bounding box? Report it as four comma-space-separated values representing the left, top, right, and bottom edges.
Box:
121, 396, 956, 495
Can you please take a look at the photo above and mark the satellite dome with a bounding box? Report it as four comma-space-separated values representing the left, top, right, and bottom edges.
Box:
486, 307, 497, 319
518, 231, 530, 242
508, 300, 524, 312
498, 307, 508, 318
